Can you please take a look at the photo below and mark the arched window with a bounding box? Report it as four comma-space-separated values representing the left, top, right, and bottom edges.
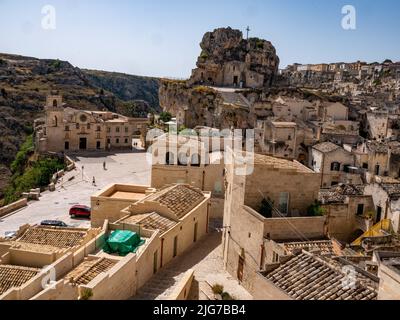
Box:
53, 116, 58, 127
53, 99, 58, 107
191, 154, 201, 167
178, 153, 188, 166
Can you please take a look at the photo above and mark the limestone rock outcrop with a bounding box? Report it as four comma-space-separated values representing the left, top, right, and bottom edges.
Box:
189, 27, 280, 88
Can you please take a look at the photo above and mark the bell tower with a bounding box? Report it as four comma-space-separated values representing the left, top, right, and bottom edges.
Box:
45, 95, 64, 128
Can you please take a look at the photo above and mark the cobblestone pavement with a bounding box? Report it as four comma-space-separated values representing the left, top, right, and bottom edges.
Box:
0, 151, 151, 236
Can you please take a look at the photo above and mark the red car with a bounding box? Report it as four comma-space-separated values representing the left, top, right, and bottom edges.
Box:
69, 205, 91, 219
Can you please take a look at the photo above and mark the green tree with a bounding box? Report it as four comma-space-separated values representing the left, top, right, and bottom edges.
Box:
307, 201, 325, 217
159, 111, 172, 123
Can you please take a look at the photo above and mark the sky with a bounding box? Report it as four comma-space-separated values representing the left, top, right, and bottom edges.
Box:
0, 0, 399, 78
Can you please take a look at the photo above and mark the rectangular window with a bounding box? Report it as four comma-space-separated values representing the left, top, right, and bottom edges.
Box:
87, 123, 91, 130
125, 127, 128, 133
97, 126, 101, 132
76, 123, 80, 129
357, 204, 364, 216
65, 126, 70, 131
173, 236, 178, 258
116, 127, 120, 133
278, 192, 289, 215
107, 127, 111, 133
194, 223, 198, 243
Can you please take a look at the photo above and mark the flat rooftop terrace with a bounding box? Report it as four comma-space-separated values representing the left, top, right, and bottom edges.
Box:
109, 191, 147, 201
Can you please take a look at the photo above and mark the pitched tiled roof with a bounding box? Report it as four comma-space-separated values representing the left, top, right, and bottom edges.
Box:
16, 227, 87, 249
263, 252, 377, 300
313, 142, 341, 153
283, 240, 334, 255
65, 258, 117, 285
381, 183, 400, 200
148, 184, 206, 219
123, 212, 177, 233
319, 184, 365, 204
0, 265, 41, 295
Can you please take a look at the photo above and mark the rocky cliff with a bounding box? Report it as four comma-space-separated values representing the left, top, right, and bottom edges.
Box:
160, 27, 281, 129
0, 53, 160, 197
190, 27, 280, 88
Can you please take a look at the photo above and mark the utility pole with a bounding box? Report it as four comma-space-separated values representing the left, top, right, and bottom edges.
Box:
246, 26, 251, 40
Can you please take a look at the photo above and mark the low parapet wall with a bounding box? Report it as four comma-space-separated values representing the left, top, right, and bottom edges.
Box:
168, 269, 194, 300
0, 199, 28, 218
264, 216, 327, 241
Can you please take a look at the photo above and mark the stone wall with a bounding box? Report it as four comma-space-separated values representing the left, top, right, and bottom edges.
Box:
378, 264, 400, 300
251, 272, 291, 300
0, 198, 28, 218
244, 164, 320, 215
263, 215, 327, 241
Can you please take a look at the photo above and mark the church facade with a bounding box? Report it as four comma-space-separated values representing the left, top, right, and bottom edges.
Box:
35, 96, 148, 153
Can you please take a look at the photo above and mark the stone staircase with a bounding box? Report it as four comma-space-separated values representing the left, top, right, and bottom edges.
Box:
133, 268, 187, 300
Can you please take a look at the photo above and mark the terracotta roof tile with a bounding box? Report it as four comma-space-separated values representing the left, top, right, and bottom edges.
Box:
148, 184, 206, 219
16, 227, 88, 249
263, 252, 377, 300
65, 258, 117, 285
123, 212, 177, 233
0, 265, 41, 295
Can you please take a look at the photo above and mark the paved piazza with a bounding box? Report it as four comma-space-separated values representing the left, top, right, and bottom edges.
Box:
0, 151, 151, 236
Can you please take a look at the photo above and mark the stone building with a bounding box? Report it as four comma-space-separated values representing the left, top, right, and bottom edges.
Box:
35, 96, 148, 153
91, 183, 211, 294
366, 110, 389, 141
262, 121, 298, 159
353, 140, 400, 179
374, 251, 400, 300
188, 27, 279, 89
0, 224, 104, 300
319, 184, 375, 241
271, 96, 317, 122
253, 250, 378, 300
310, 142, 362, 188
222, 149, 323, 294
320, 102, 349, 121
364, 182, 400, 233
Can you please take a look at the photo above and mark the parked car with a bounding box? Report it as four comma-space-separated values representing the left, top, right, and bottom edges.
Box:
41, 220, 69, 228
4, 231, 17, 239
69, 205, 91, 219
